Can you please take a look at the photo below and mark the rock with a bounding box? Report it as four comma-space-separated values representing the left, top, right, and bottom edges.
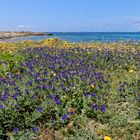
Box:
0, 31, 53, 40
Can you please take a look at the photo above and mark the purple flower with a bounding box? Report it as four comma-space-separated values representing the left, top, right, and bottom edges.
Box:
42, 78, 46, 82
31, 95, 35, 99
61, 114, 67, 121
91, 93, 96, 97
93, 105, 98, 110
27, 80, 32, 85
36, 85, 42, 89
32, 127, 39, 132
84, 93, 89, 97
87, 102, 93, 107
34, 78, 40, 83
54, 99, 61, 105
52, 87, 56, 92
69, 112, 75, 115
12, 93, 18, 99
1, 93, 8, 101
15, 74, 22, 79
25, 89, 30, 94
13, 127, 19, 133
103, 80, 108, 84
95, 75, 101, 79
1, 96, 7, 101
92, 66, 96, 69
18, 91, 22, 95
0, 104, 3, 109
63, 87, 66, 91
4, 88, 9, 92
89, 81, 96, 87
9, 81, 15, 85
36, 107, 43, 112
33, 72, 40, 77
14, 86, 19, 90
46, 94, 53, 98
53, 95, 61, 105
100, 105, 106, 112
42, 71, 47, 75
42, 85, 47, 90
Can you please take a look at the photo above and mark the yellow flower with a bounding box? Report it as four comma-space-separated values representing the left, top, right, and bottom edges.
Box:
87, 52, 91, 55
129, 70, 134, 73
90, 84, 95, 88
9, 51, 12, 54
104, 136, 111, 140
53, 73, 56, 76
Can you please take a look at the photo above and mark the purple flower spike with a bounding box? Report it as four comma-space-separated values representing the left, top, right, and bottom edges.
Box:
13, 127, 19, 133
69, 112, 75, 115
87, 103, 93, 107
54, 99, 61, 105
100, 105, 107, 112
36, 107, 43, 112
31, 95, 35, 99
1, 96, 7, 101
61, 114, 67, 121
0, 104, 3, 109
25, 89, 30, 94
91, 93, 96, 97
84, 93, 89, 97
12, 93, 18, 99
93, 105, 98, 110
32, 127, 39, 132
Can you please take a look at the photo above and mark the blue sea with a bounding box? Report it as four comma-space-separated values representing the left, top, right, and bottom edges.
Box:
9, 32, 140, 43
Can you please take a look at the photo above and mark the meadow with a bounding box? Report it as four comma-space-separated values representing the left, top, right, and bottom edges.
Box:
0, 39, 140, 140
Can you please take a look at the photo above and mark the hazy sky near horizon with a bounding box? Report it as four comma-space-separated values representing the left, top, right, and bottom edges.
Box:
0, 0, 140, 32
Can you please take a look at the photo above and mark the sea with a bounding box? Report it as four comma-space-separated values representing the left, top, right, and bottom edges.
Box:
8, 32, 140, 43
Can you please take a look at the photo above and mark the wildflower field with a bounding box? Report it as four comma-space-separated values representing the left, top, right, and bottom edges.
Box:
0, 39, 140, 140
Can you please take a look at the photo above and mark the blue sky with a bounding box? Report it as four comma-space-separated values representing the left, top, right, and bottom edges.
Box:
0, 0, 140, 32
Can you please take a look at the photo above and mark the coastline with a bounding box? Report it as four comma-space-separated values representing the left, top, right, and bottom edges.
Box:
0, 31, 52, 40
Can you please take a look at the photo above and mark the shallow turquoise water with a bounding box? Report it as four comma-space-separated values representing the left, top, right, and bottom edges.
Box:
9, 32, 140, 42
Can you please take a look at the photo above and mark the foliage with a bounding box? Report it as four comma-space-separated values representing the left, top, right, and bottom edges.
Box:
0, 40, 139, 139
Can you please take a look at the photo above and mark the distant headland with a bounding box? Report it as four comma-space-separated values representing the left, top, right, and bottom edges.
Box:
0, 31, 52, 40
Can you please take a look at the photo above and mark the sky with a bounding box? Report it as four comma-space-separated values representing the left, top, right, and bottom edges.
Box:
0, 0, 140, 32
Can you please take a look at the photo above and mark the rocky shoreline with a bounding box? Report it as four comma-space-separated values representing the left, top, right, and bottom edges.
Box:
0, 31, 52, 40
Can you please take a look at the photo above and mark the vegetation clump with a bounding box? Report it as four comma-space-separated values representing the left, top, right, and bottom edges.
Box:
0, 39, 140, 139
